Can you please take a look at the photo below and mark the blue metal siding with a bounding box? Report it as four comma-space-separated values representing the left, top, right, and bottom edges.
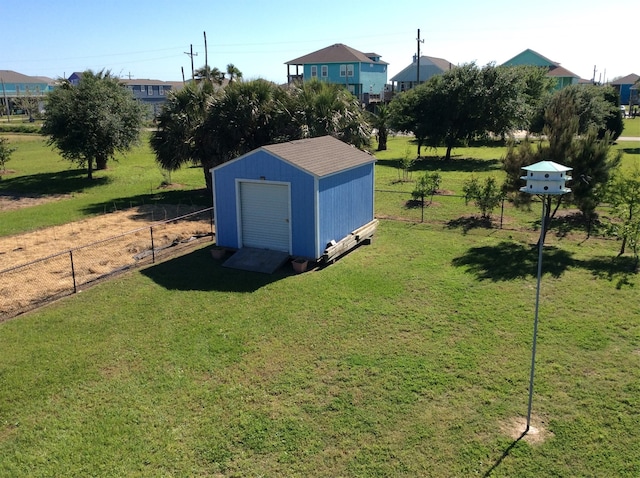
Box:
212, 150, 317, 256
304, 62, 360, 86
359, 67, 387, 97
317, 163, 374, 257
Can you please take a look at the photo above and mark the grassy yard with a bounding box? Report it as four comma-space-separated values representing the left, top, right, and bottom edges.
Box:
1, 132, 640, 476
1, 220, 639, 476
0, 133, 210, 236
623, 117, 640, 138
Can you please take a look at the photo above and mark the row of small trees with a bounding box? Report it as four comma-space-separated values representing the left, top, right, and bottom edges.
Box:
405, 81, 637, 261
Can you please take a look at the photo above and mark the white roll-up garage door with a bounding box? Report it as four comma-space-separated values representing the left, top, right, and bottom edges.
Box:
239, 181, 290, 252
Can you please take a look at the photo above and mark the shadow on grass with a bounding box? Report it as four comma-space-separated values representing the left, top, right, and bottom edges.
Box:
447, 215, 493, 234
81, 189, 211, 216
376, 156, 502, 174
451, 241, 572, 281
483, 431, 527, 477
453, 240, 638, 286
0, 169, 110, 196
583, 255, 638, 289
621, 147, 640, 155
142, 246, 288, 293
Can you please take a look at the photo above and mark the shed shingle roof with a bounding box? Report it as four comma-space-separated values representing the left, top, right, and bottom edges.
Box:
262, 136, 375, 177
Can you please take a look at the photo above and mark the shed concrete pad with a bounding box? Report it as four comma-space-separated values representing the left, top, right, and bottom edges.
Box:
222, 247, 290, 274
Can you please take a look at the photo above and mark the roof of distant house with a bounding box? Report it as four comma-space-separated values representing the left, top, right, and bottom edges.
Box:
502, 48, 580, 79
0, 70, 54, 84
286, 43, 388, 66
390, 55, 454, 82
610, 73, 639, 85
121, 78, 179, 86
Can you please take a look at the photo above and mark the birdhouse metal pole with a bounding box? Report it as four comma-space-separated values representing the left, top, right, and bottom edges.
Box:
526, 198, 546, 433
519, 160, 572, 434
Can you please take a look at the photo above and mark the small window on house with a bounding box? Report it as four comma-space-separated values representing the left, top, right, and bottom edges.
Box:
148, 86, 153, 96
321, 65, 328, 77
159, 85, 164, 95
311, 65, 317, 77
347, 65, 354, 77
140, 85, 145, 92
340, 64, 346, 77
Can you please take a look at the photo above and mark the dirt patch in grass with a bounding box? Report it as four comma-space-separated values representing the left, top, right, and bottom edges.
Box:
500, 416, 553, 445
0, 203, 213, 319
0, 191, 72, 211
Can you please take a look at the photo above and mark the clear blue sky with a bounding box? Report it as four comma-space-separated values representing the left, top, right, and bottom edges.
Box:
3, 0, 636, 84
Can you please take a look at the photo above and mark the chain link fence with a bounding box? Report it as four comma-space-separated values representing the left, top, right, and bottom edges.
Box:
1, 207, 214, 320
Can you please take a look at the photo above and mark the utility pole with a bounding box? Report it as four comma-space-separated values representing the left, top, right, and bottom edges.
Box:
416, 28, 424, 86
184, 44, 198, 80
1, 77, 10, 122
204, 31, 208, 71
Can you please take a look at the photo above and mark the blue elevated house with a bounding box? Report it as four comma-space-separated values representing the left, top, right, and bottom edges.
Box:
611, 74, 639, 106
286, 43, 388, 105
211, 136, 377, 262
0, 70, 55, 115
69, 73, 183, 116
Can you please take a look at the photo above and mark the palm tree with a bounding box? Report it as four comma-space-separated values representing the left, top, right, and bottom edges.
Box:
289, 79, 371, 148
194, 65, 224, 85
370, 103, 390, 151
225, 64, 243, 83
150, 80, 218, 190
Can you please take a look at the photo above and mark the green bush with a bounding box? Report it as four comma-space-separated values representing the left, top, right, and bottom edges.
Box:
0, 123, 42, 134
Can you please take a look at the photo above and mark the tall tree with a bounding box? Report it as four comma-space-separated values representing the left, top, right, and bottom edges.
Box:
569, 129, 621, 236
369, 103, 391, 151
152, 78, 371, 192
503, 87, 620, 241
389, 84, 431, 157
225, 64, 243, 83
288, 79, 371, 148
200, 79, 296, 171
530, 84, 623, 140
151, 79, 219, 190
194, 65, 224, 85
42, 70, 145, 179
389, 63, 547, 160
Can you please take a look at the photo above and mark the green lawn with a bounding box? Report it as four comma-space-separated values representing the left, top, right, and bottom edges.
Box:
0, 133, 210, 236
623, 117, 640, 138
1, 220, 638, 476
1, 133, 640, 476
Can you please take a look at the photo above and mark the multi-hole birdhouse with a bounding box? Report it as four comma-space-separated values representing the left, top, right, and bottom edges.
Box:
520, 161, 572, 195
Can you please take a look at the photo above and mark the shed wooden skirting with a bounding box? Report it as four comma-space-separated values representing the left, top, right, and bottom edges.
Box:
322, 219, 378, 263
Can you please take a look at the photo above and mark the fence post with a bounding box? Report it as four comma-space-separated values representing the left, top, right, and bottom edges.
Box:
210, 207, 214, 241
69, 250, 77, 293
150, 226, 155, 263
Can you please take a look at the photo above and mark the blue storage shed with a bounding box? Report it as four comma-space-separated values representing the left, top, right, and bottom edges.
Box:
211, 136, 377, 261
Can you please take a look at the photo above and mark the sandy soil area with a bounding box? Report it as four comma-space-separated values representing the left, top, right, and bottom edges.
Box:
1, 197, 213, 319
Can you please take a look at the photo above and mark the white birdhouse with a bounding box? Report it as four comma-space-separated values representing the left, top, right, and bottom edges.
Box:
520, 161, 572, 195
